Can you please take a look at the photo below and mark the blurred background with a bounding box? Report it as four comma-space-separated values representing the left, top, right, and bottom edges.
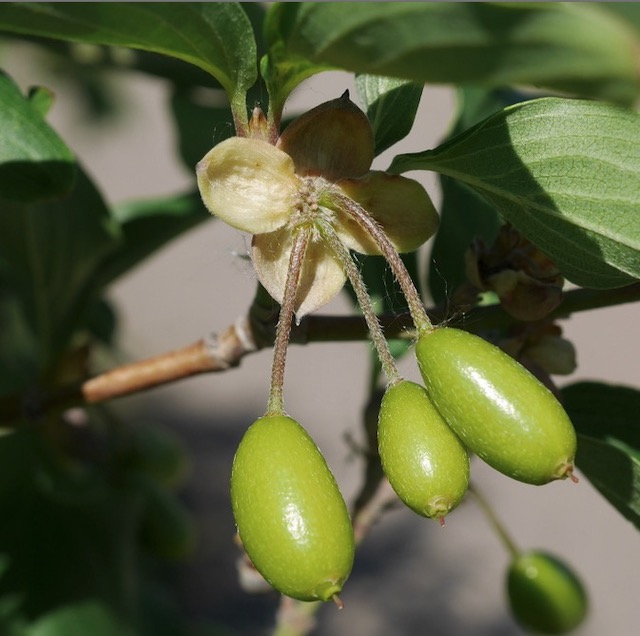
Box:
2, 36, 638, 636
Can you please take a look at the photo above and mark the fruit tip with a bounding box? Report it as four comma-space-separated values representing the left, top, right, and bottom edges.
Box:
332, 594, 344, 610
438, 516, 446, 528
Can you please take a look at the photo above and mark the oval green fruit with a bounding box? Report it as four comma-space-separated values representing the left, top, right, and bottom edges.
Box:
416, 327, 576, 485
507, 551, 588, 634
230, 415, 354, 602
378, 380, 469, 520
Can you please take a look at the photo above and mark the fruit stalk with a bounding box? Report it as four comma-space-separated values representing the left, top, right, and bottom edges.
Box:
324, 190, 434, 335
267, 226, 311, 415
470, 484, 519, 558
318, 220, 401, 386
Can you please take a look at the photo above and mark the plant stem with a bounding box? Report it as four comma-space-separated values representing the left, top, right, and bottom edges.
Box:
266, 226, 311, 416
231, 92, 249, 137
3, 283, 638, 425
318, 221, 401, 386
325, 190, 434, 335
469, 483, 520, 559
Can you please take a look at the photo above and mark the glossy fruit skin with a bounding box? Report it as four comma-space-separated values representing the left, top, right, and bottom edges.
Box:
507, 551, 588, 634
416, 327, 576, 485
378, 380, 469, 519
230, 415, 354, 602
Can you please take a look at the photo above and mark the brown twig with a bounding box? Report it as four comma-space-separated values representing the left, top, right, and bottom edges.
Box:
83, 317, 256, 403
1, 282, 638, 425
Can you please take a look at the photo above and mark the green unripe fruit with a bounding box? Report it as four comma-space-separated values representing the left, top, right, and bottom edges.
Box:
378, 380, 469, 520
416, 328, 577, 485
507, 551, 588, 634
230, 415, 354, 602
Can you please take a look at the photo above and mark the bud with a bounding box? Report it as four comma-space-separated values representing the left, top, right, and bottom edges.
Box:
277, 91, 374, 180
466, 224, 563, 321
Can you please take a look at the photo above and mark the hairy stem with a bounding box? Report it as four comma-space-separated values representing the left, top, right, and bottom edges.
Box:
325, 190, 433, 335
267, 226, 311, 416
231, 92, 250, 137
319, 222, 401, 386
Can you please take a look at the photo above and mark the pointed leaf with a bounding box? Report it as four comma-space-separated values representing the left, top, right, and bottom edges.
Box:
601, 3, 640, 35
0, 168, 119, 368
0, 287, 39, 396
562, 382, 640, 455
278, 2, 640, 104
0, 73, 75, 203
562, 382, 640, 530
0, 3, 257, 111
391, 98, 640, 289
428, 87, 521, 305
170, 88, 236, 170
91, 191, 209, 290
355, 75, 422, 156
574, 436, 640, 530
261, 2, 333, 120
429, 176, 501, 307
28, 601, 136, 636
0, 427, 142, 620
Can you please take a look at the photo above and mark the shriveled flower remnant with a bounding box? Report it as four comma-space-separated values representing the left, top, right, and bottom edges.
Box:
197, 92, 439, 317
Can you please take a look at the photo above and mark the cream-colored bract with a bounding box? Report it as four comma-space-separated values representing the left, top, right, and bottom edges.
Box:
196, 95, 440, 317
252, 227, 347, 319
197, 137, 299, 235
336, 171, 439, 255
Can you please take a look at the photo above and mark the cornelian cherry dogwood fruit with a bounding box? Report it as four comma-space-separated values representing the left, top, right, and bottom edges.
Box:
197, 93, 439, 317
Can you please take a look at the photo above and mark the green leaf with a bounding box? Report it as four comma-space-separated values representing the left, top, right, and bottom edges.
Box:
429, 177, 501, 307
427, 87, 520, 305
27, 87, 55, 118
0, 168, 119, 369
0, 286, 39, 396
562, 382, 640, 530
574, 437, 640, 530
0, 3, 257, 114
261, 2, 332, 121
170, 88, 235, 171
600, 2, 640, 36
0, 428, 35, 512
355, 75, 422, 156
0, 427, 142, 620
390, 98, 640, 289
90, 191, 209, 292
278, 2, 640, 104
27, 601, 135, 636
0, 73, 75, 203
563, 382, 640, 455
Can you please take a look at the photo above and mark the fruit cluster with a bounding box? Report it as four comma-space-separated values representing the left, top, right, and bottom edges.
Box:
197, 95, 586, 631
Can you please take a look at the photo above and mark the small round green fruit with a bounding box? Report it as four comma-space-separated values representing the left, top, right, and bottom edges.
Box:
507, 551, 588, 634
378, 380, 469, 520
230, 415, 354, 602
416, 328, 577, 485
